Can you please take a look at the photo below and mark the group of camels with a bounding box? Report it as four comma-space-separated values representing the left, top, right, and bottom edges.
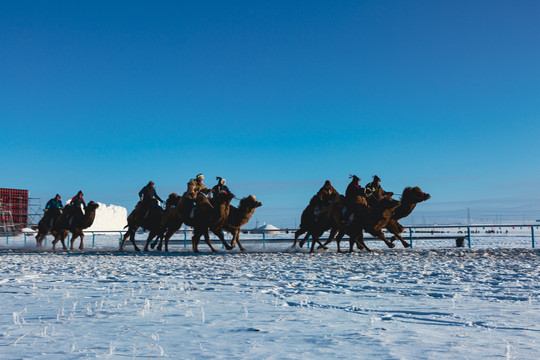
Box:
35, 201, 100, 250
33, 182, 430, 253
34, 191, 262, 253
293, 185, 431, 252
120, 192, 262, 252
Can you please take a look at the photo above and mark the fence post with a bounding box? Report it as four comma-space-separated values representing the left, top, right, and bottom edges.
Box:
6, 232, 8, 245
532, 226, 535, 249
92, 232, 95, 248
67, 234, 71, 248
184, 229, 187, 248
262, 231, 266, 249
24, 233, 27, 246
409, 228, 413, 249
467, 227, 471, 249
119, 232, 123, 248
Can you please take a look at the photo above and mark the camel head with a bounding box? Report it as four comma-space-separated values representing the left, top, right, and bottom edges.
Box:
402, 187, 431, 204
86, 201, 99, 211
240, 195, 262, 210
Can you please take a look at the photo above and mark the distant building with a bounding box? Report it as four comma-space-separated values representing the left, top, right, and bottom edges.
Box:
254, 223, 280, 234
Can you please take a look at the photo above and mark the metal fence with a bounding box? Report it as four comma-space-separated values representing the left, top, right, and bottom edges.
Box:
1, 224, 537, 250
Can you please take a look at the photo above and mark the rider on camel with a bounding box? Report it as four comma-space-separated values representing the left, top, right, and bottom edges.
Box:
178, 174, 211, 217
66, 190, 86, 224
139, 181, 163, 220
44, 194, 63, 228
365, 175, 394, 199
310, 180, 339, 207
45, 194, 63, 211
345, 175, 365, 199
212, 177, 230, 197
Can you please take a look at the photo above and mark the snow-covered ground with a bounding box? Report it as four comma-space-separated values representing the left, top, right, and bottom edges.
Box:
0, 233, 538, 359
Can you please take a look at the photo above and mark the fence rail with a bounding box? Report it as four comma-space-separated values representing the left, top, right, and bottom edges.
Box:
1, 224, 538, 250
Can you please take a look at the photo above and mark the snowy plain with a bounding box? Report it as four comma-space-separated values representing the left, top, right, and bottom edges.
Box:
1, 204, 539, 359
0, 236, 539, 359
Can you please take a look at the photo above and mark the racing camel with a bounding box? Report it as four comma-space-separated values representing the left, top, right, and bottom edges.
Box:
52, 201, 99, 250
385, 186, 431, 247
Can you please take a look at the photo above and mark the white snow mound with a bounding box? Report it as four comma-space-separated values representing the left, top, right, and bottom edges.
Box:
86, 202, 127, 232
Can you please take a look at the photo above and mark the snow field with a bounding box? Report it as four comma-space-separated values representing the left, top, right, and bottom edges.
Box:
0, 250, 538, 359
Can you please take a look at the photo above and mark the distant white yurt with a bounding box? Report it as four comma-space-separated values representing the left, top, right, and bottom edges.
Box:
255, 223, 280, 234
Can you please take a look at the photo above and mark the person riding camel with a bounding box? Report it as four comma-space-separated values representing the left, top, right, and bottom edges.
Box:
317, 180, 339, 203
345, 175, 365, 199
311, 180, 339, 207
340, 175, 367, 224
44, 194, 63, 228
212, 177, 230, 197
138, 181, 163, 221
186, 174, 211, 199
178, 174, 212, 218
365, 175, 393, 199
45, 194, 63, 211
66, 190, 86, 225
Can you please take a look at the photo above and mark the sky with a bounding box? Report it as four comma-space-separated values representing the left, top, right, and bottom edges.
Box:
1, 1, 539, 227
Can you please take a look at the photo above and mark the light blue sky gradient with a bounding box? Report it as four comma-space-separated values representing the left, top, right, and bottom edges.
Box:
1, 1, 539, 227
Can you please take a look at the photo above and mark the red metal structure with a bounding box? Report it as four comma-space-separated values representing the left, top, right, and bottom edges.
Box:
0, 188, 29, 230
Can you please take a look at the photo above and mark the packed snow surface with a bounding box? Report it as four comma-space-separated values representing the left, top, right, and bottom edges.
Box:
0, 248, 538, 359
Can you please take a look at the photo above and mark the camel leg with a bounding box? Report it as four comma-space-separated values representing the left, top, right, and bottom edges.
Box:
54, 231, 68, 251
212, 229, 232, 250
310, 235, 320, 253
36, 231, 47, 247
391, 233, 410, 248
319, 228, 338, 249
79, 233, 84, 250
230, 230, 238, 248
202, 231, 217, 253
293, 228, 306, 247
130, 229, 141, 252
152, 230, 165, 250
335, 231, 346, 253
150, 229, 161, 249
234, 231, 246, 252
355, 232, 371, 252
372, 230, 395, 248
144, 230, 158, 252
162, 224, 181, 252
70, 233, 79, 250
312, 236, 327, 250
52, 235, 58, 250
298, 232, 310, 248
387, 222, 409, 248
192, 230, 201, 253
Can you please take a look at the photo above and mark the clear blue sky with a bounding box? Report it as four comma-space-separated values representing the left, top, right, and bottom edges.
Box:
1, 1, 539, 227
